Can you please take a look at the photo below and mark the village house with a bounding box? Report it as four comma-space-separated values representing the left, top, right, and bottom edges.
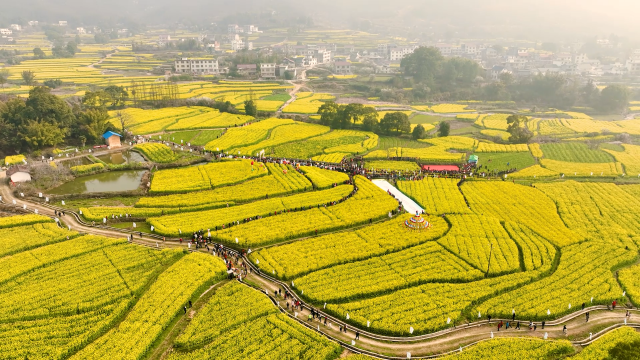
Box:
334, 61, 352, 74
237, 64, 258, 76
174, 58, 219, 75
103, 131, 122, 148
260, 63, 276, 79
231, 39, 244, 51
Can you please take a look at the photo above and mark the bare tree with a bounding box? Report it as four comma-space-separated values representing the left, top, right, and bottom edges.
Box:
115, 110, 132, 135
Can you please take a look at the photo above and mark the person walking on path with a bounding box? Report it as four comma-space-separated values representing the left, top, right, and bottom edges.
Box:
515, 321, 520, 330
612, 300, 617, 310
487, 315, 491, 323
356, 331, 360, 340
541, 321, 545, 329
512, 312, 516, 321
585, 312, 590, 322
563, 325, 567, 334
183, 306, 187, 314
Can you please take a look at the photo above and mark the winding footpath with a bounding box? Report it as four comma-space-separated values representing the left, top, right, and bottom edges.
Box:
1, 180, 639, 358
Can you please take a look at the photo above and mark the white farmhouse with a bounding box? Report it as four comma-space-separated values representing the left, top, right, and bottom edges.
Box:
334, 61, 352, 74
174, 58, 219, 75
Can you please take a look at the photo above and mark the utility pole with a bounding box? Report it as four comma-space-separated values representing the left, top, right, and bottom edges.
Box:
486, 242, 493, 277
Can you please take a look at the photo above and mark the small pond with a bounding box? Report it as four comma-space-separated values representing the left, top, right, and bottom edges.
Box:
59, 157, 93, 169
48, 170, 147, 195
96, 151, 145, 165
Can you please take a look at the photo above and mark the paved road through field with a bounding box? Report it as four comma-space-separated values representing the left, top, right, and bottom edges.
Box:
372, 179, 423, 215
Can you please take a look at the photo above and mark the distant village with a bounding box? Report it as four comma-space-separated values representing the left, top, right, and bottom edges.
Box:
2, 19, 639, 84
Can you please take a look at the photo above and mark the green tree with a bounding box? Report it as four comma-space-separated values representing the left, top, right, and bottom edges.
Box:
379, 114, 395, 135
82, 90, 113, 109
344, 103, 365, 125
597, 85, 629, 113
22, 120, 66, 148
401, 47, 444, 86
412, 124, 426, 140
177, 38, 200, 51
362, 116, 378, 132
51, 41, 76, 58
244, 100, 258, 117
483, 82, 510, 101
506, 115, 533, 144
43, 79, 63, 89
608, 339, 640, 359
21, 70, 36, 86
33, 47, 46, 59
492, 45, 505, 54
318, 101, 340, 127
499, 72, 514, 86
104, 86, 129, 108
43, 26, 64, 42
380, 112, 411, 135
75, 109, 112, 144
24, 87, 75, 129
439, 57, 482, 85
66, 41, 78, 56
523, 73, 573, 108
0, 69, 9, 91
0, 99, 25, 151
361, 108, 379, 129
94, 33, 109, 44
438, 121, 450, 137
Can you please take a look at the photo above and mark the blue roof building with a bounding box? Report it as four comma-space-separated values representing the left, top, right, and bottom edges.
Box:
103, 131, 122, 148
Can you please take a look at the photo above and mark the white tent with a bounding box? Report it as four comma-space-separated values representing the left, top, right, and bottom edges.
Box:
10, 172, 31, 183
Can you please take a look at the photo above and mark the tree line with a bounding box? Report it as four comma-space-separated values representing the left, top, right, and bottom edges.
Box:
316, 101, 416, 136
0, 87, 127, 156
359, 46, 633, 113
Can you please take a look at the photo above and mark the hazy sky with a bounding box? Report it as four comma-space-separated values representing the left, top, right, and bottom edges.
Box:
1, 0, 639, 41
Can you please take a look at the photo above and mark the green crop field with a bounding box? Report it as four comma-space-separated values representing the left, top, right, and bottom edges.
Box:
540, 143, 615, 163
475, 152, 536, 172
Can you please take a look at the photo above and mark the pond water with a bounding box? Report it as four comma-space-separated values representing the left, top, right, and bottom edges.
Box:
59, 157, 93, 168
96, 151, 145, 165
48, 170, 147, 195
